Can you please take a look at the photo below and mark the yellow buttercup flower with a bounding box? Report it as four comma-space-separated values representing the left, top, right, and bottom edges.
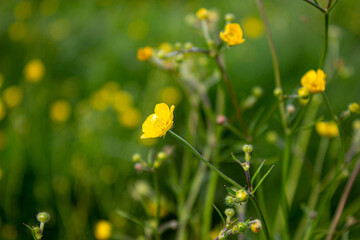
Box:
3, 86, 23, 108
137, 46, 152, 61
316, 121, 339, 138
50, 100, 71, 123
220, 23, 245, 46
250, 219, 262, 234
141, 103, 175, 139
196, 8, 209, 20
94, 220, 112, 240
301, 69, 326, 94
24, 59, 45, 82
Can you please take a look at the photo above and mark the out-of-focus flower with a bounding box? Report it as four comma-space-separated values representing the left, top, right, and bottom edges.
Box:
349, 102, 360, 114
50, 100, 71, 123
137, 46, 153, 61
94, 220, 112, 240
24, 59, 45, 83
158, 42, 173, 53
301, 69, 326, 94
0, 99, 6, 120
220, 23, 246, 46
3, 86, 23, 108
141, 103, 175, 139
118, 107, 141, 128
243, 17, 264, 39
316, 121, 339, 138
147, 201, 169, 218
298, 87, 310, 100
196, 8, 209, 20
14, 1, 32, 20
159, 87, 182, 106
113, 91, 133, 113
9, 21, 27, 41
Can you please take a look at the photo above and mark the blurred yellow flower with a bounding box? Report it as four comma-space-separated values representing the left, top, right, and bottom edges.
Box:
316, 121, 339, 138
298, 87, 310, 100
243, 17, 264, 39
0, 73, 3, 88
3, 86, 23, 108
14, 1, 32, 20
159, 87, 182, 106
158, 42, 173, 53
301, 69, 326, 94
50, 100, 72, 123
113, 91, 133, 113
147, 201, 169, 218
141, 103, 175, 139
24, 59, 45, 83
94, 220, 112, 240
220, 23, 246, 46
118, 107, 141, 128
349, 102, 360, 114
9, 21, 27, 41
196, 8, 209, 20
137, 46, 153, 61
0, 99, 6, 120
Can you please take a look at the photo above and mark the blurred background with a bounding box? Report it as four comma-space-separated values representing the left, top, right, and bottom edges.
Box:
0, 0, 359, 239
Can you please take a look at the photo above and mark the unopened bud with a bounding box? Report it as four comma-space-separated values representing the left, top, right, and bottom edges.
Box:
238, 222, 248, 233
134, 163, 143, 172
225, 196, 235, 206
175, 54, 184, 63
287, 104, 295, 115
298, 87, 310, 100
132, 153, 141, 162
225, 13, 235, 22
232, 224, 240, 234
157, 50, 166, 59
235, 189, 248, 203
37, 212, 50, 223
225, 208, 235, 218
216, 115, 227, 125
252, 86, 263, 98
157, 152, 167, 161
242, 144, 253, 153
196, 8, 209, 20
153, 160, 160, 169
273, 87, 283, 97
349, 102, 360, 114
250, 219, 262, 234
174, 42, 182, 50
184, 42, 193, 50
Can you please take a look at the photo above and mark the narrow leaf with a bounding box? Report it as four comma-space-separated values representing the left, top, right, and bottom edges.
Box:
212, 204, 226, 228
251, 160, 266, 185
116, 209, 146, 228
253, 165, 275, 194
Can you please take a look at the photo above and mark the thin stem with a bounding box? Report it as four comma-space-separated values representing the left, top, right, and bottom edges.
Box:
152, 171, 161, 239
168, 130, 243, 189
303, 0, 327, 13
214, 55, 249, 136
245, 170, 252, 193
325, 158, 360, 240
254, 0, 287, 131
320, 92, 338, 123
318, 13, 329, 69
250, 196, 271, 240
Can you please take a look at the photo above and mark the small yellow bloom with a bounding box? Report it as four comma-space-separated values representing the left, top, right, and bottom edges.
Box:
349, 102, 360, 114
24, 59, 45, 82
220, 23, 245, 46
196, 8, 209, 20
250, 219, 262, 234
137, 46, 153, 61
243, 17, 264, 39
141, 103, 175, 139
3, 86, 23, 108
50, 100, 71, 123
94, 220, 112, 240
301, 69, 326, 94
316, 121, 339, 138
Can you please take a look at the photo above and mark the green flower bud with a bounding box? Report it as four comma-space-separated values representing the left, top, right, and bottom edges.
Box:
174, 42, 182, 50
252, 86, 263, 98
238, 222, 248, 233
232, 224, 240, 234
37, 212, 50, 223
349, 102, 360, 114
273, 87, 283, 97
225, 196, 235, 206
157, 152, 167, 161
242, 144, 253, 153
235, 189, 248, 203
33, 226, 42, 239
157, 50, 166, 59
175, 54, 184, 63
225, 13, 235, 22
153, 160, 160, 169
132, 153, 141, 162
184, 42, 193, 50
225, 208, 235, 218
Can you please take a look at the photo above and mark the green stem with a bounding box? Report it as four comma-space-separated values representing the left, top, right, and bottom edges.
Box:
153, 171, 161, 231
250, 196, 271, 240
168, 130, 243, 189
318, 13, 329, 69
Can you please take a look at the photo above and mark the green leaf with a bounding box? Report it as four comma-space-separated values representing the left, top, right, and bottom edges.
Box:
212, 204, 226, 229
253, 165, 275, 194
251, 160, 266, 185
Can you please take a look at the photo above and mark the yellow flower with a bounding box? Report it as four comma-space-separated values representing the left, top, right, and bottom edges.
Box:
301, 69, 326, 94
3, 86, 23, 108
50, 100, 71, 123
137, 46, 152, 61
243, 17, 264, 39
349, 102, 360, 114
141, 103, 175, 139
316, 121, 339, 138
220, 23, 245, 46
24, 59, 45, 82
196, 8, 209, 20
250, 219, 262, 234
94, 220, 112, 240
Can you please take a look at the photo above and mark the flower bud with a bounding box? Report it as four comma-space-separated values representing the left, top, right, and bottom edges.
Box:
225, 13, 235, 22
235, 189, 248, 203
157, 152, 167, 161
238, 222, 248, 233
216, 115, 227, 125
242, 144, 253, 153
252, 86, 263, 98
250, 219, 262, 234
175, 54, 184, 63
273, 87, 283, 97
353, 119, 360, 130
349, 102, 360, 114
196, 8, 209, 20
265, 131, 278, 143
153, 160, 160, 169
132, 153, 141, 162
287, 104, 295, 115
225, 196, 235, 206
134, 163, 143, 172
33, 226, 42, 239
37, 212, 50, 223
174, 42, 182, 50
157, 50, 166, 59
184, 42, 193, 50
225, 208, 235, 218
298, 87, 310, 100
232, 224, 240, 234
